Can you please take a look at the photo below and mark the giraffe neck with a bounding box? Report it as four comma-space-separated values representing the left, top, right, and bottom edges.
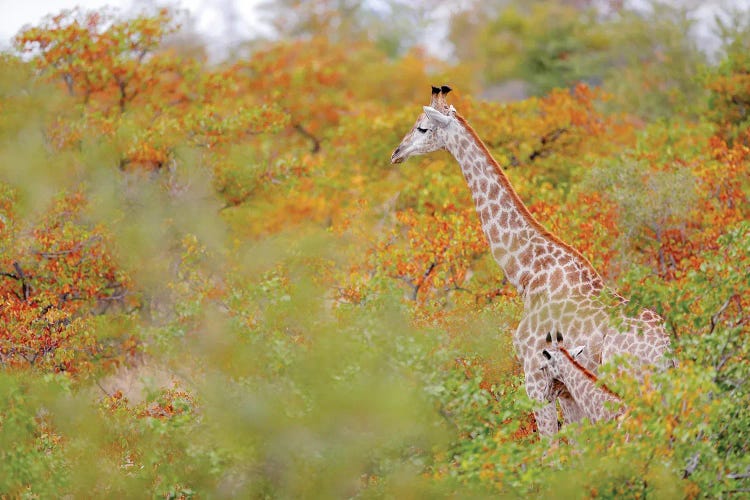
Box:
556, 358, 620, 421
559, 347, 620, 400
445, 114, 603, 297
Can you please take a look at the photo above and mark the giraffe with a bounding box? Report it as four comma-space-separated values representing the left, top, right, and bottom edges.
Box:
541, 331, 625, 423
391, 86, 674, 435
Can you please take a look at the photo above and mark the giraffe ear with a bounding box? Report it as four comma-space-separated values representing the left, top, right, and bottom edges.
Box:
542, 350, 552, 360
571, 346, 585, 358
423, 106, 452, 127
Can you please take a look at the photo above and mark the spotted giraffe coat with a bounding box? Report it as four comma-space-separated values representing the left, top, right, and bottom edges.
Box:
391, 86, 674, 435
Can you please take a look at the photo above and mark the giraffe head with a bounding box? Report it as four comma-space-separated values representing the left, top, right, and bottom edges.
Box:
541, 331, 585, 380
391, 85, 458, 164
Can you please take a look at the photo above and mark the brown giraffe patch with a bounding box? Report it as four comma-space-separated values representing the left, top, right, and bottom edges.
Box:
498, 211, 509, 227
534, 255, 555, 273
488, 183, 500, 200
518, 247, 533, 267
549, 268, 564, 291
504, 255, 519, 279
508, 212, 523, 229
501, 233, 511, 247
489, 224, 500, 241
480, 207, 491, 224
530, 273, 547, 292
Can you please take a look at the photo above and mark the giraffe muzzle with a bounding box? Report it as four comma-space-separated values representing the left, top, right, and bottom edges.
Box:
391, 146, 405, 164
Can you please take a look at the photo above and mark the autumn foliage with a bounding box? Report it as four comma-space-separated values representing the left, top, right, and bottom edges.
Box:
1, 3, 749, 497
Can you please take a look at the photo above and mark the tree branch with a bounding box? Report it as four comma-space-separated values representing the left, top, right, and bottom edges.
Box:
293, 123, 321, 154
12, 262, 30, 301
683, 452, 700, 478
528, 127, 568, 162
710, 295, 734, 334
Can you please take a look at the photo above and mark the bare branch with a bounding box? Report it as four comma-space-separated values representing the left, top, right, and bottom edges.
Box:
12, 262, 30, 301
95, 379, 113, 398
683, 452, 700, 478
710, 295, 733, 334
293, 123, 321, 154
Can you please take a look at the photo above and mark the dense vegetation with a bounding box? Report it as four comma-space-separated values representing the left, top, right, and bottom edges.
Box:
1, 1, 748, 497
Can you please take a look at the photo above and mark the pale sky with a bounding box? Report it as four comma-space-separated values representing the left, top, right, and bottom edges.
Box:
0, 0, 268, 51
1, 1, 747, 60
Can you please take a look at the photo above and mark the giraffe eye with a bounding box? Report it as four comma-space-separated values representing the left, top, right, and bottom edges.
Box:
416, 127, 428, 133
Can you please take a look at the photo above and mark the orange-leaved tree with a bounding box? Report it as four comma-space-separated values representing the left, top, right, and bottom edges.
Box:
0, 188, 135, 374
15, 7, 288, 174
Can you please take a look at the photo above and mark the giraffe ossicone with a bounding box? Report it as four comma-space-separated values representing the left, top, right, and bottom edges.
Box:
391, 85, 674, 436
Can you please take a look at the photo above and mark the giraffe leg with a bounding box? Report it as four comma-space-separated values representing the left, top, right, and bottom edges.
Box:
534, 402, 559, 436
558, 388, 585, 425
525, 365, 558, 436
551, 380, 584, 425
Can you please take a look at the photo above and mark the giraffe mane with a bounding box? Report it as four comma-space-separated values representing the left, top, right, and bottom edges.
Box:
452, 111, 603, 284
559, 346, 621, 400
